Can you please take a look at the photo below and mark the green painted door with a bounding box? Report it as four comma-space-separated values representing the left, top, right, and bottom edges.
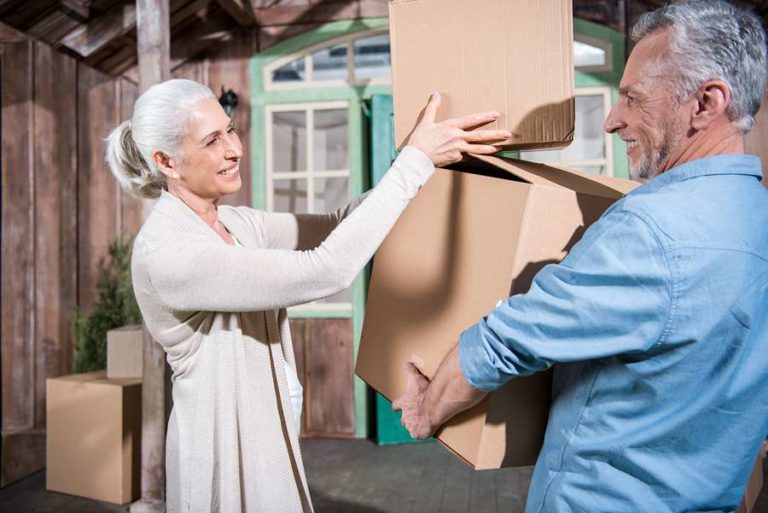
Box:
368, 94, 422, 445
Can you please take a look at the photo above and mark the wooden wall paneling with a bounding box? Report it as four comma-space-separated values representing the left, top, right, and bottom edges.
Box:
1, 40, 41, 486
117, 76, 144, 237
77, 63, 119, 313
32, 42, 78, 435
304, 318, 354, 437
744, 81, 768, 188
170, 58, 207, 82
208, 30, 255, 207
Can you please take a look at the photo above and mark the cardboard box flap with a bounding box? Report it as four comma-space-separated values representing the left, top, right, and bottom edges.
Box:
471, 155, 639, 198
389, 0, 574, 151
466, 155, 563, 187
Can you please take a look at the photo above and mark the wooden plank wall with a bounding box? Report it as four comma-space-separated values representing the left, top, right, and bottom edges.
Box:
745, 83, 768, 188
0, 30, 142, 487
290, 319, 355, 438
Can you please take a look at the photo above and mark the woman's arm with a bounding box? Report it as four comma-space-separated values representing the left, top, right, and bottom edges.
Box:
142, 147, 433, 312
245, 191, 371, 252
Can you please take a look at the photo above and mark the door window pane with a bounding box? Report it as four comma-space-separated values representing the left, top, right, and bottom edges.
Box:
313, 109, 348, 171
272, 57, 306, 82
315, 177, 349, 214
521, 93, 608, 175
312, 43, 348, 81
354, 33, 391, 80
561, 94, 605, 162
574, 40, 607, 68
272, 111, 307, 172
317, 287, 352, 304
273, 179, 308, 214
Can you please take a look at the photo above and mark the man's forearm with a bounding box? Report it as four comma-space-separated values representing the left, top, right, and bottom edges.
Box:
423, 344, 487, 433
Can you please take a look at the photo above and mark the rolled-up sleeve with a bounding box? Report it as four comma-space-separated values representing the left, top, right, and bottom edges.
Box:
460, 207, 674, 391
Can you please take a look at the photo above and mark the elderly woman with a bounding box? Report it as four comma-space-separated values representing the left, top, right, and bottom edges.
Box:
105, 79, 509, 513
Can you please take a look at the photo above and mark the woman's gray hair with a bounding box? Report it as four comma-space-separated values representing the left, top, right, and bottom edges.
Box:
631, 0, 767, 133
105, 79, 217, 198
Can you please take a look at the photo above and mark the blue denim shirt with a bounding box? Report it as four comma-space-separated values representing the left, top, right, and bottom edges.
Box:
460, 155, 768, 513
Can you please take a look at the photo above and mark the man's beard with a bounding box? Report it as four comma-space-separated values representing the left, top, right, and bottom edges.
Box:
629, 116, 686, 182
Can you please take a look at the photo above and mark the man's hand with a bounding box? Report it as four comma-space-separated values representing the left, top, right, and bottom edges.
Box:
392, 345, 488, 441
392, 363, 437, 439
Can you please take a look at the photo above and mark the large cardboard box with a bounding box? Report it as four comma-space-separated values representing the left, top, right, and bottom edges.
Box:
357, 156, 637, 469
107, 324, 143, 379
47, 371, 141, 504
390, 0, 574, 150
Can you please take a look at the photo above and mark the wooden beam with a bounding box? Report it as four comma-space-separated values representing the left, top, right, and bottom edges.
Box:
60, 3, 136, 58
59, 0, 90, 21
214, 0, 255, 26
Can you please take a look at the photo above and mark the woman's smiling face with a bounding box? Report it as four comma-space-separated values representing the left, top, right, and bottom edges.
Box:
171, 98, 243, 201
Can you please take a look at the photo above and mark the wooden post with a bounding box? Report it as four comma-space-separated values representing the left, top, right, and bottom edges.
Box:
131, 1, 170, 512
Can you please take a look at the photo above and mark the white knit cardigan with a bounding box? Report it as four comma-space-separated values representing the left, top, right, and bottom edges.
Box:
130, 146, 433, 513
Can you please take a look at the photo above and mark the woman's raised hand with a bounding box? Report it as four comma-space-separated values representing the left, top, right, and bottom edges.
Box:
404, 92, 512, 168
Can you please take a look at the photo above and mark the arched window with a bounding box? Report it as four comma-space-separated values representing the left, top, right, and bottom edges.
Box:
264, 30, 391, 89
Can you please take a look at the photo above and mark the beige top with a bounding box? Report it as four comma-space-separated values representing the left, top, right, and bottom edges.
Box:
130, 146, 433, 513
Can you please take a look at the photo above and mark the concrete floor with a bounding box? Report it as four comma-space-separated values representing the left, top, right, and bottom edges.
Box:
0, 439, 765, 513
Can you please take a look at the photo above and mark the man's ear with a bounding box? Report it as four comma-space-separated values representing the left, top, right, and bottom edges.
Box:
691, 80, 731, 131
152, 151, 179, 180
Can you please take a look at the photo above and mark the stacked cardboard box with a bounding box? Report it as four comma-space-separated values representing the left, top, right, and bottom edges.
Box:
107, 324, 143, 379
46, 371, 141, 504
356, 0, 638, 469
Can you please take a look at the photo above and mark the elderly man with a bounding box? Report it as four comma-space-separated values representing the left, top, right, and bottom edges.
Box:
393, 1, 768, 512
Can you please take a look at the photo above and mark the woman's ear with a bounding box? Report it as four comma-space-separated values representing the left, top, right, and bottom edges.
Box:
153, 151, 180, 180
691, 80, 731, 131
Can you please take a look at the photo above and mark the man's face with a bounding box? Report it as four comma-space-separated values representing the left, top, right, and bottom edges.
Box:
604, 29, 689, 181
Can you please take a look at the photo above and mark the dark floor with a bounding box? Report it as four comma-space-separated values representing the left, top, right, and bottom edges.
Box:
0, 439, 765, 513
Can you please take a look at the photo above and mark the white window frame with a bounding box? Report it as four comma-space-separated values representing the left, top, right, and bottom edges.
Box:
265, 101, 353, 311
574, 34, 613, 73
264, 29, 391, 91
522, 87, 615, 177
265, 101, 351, 212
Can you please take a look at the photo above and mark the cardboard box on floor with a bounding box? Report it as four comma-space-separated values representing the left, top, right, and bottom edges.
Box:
46, 371, 141, 504
357, 157, 637, 469
389, 0, 575, 150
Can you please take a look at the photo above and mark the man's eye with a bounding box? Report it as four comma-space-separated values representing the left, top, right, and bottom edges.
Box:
626, 96, 635, 106
207, 138, 218, 146
227, 126, 237, 133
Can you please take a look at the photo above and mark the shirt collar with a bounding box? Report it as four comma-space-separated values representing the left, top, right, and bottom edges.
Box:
628, 154, 763, 196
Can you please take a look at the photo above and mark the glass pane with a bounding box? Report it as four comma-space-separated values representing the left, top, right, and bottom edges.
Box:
272, 111, 307, 172
272, 57, 306, 82
354, 33, 391, 81
314, 109, 348, 171
312, 43, 348, 81
561, 94, 605, 162
317, 286, 352, 305
273, 178, 308, 214
574, 40, 607, 68
315, 177, 349, 214
521, 149, 559, 163
571, 165, 606, 175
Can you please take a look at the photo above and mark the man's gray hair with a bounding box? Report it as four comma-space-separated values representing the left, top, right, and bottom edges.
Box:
632, 0, 767, 133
